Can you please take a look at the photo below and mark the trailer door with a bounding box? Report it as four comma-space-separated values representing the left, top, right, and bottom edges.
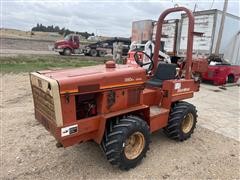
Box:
178, 14, 215, 55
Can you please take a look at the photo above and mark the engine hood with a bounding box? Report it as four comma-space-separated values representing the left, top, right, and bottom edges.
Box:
55, 40, 67, 46
37, 64, 147, 94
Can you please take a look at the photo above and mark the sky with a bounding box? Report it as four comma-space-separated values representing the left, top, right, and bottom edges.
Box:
1, 0, 240, 37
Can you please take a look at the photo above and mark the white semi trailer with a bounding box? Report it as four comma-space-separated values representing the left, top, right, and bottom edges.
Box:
178, 9, 240, 65
131, 9, 240, 65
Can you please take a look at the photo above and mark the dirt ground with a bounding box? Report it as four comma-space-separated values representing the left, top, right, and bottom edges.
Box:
1, 73, 239, 179
0, 37, 57, 57
0, 38, 55, 51
0, 49, 56, 57
0, 29, 62, 41
188, 83, 240, 141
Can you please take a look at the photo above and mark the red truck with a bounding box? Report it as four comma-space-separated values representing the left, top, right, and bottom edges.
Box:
202, 61, 240, 85
54, 34, 83, 55
54, 34, 131, 56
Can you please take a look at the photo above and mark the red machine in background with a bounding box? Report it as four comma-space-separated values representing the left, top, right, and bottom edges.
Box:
201, 58, 240, 85
54, 34, 82, 55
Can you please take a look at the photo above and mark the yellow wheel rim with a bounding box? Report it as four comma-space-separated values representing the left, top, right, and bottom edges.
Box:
124, 132, 145, 160
181, 113, 194, 134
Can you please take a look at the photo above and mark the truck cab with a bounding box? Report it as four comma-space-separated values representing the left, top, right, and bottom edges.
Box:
54, 34, 81, 55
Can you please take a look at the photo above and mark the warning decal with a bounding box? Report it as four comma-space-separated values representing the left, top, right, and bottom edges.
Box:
61, 124, 78, 137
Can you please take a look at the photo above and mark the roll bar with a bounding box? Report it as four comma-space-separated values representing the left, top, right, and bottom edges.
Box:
153, 7, 195, 79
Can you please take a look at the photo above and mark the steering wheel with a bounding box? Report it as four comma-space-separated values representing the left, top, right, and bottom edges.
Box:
134, 50, 154, 73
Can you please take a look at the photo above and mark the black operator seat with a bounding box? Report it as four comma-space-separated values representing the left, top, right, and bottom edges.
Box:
146, 63, 177, 87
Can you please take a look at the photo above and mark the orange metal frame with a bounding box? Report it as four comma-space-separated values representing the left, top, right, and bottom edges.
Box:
153, 7, 195, 79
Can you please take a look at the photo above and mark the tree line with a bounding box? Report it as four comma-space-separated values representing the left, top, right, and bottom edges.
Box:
31, 24, 94, 39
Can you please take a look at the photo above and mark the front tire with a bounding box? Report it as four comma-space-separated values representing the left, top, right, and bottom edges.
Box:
164, 101, 197, 141
101, 115, 150, 170
63, 48, 71, 56
90, 49, 97, 57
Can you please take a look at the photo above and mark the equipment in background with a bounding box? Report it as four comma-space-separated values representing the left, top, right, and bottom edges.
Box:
127, 40, 171, 66
201, 55, 240, 85
132, 10, 240, 65
84, 37, 131, 57
113, 42, 123, 64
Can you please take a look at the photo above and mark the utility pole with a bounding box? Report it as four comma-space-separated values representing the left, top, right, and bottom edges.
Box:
193, 3, 197, 12
215, 0, 228, 55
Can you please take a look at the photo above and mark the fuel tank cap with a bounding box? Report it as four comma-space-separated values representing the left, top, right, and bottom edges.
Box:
105, 60, 116, 68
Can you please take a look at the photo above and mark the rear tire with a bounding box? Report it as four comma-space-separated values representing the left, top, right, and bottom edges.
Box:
164, 101, 197, 141
226, 74, 234, 83
101, 115, 150, 170
90, 49, 97, 57
98, 50, 105, 57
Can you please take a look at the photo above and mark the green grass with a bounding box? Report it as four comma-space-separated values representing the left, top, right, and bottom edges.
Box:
0, 55, 108, 73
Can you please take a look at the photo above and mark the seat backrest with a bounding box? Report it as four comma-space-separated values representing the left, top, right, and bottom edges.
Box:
154, 63, 177, 80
